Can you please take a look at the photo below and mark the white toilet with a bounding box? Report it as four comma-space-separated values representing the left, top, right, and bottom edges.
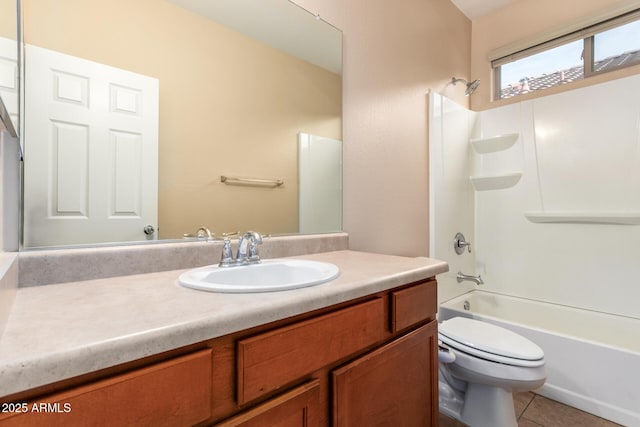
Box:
438, 317, 546, 427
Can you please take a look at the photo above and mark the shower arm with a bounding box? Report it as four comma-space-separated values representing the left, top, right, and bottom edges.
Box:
451, 77, 480, 96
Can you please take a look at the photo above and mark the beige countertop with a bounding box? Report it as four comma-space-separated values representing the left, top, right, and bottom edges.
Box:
0, 250, 448, 397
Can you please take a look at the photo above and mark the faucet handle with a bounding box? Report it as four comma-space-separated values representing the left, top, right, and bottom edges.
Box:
454, 232, 471, 254
248, 236, 263, 263
250, 231, 263, 244
236, 231, 263, 264
219, 237, 235, 267
196, 227, 214, 241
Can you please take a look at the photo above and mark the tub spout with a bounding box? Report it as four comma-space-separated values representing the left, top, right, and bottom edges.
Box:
457, 272, 484, 285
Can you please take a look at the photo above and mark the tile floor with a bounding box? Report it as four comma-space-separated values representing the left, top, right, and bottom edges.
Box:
439, 392, 623, 427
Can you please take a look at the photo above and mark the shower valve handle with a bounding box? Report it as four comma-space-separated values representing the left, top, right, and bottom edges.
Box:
454, 232, 471, 254
458, 241, 471, 252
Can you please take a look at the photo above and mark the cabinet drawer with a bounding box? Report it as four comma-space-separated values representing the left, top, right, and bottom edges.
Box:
237, 298, 386, 404
215, 379, 320, 427
0, 349, 213, 427
390, 280, 437, 332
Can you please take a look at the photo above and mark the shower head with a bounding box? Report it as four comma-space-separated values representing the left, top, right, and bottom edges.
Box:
451, 77, 480, 96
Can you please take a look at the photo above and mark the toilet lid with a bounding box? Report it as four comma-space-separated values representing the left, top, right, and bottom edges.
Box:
439, 317, 544, 365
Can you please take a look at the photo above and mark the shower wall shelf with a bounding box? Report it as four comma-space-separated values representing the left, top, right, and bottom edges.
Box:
524, 212, 640, 225
470, 133, 519, 154
470, 172, 522, 191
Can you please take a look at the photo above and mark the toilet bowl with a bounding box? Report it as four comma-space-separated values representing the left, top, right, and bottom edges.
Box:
438, 317, 546, 427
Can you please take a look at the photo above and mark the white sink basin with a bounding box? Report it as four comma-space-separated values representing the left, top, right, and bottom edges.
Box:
178, 259, 340, 293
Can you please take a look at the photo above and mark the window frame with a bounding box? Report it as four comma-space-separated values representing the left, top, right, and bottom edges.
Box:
492, 8, 640, 100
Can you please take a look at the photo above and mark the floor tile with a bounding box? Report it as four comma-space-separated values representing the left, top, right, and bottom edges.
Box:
520, 395, 623, 427
514, 391, 535, 418
518, 418, 544, 427
439, 413, 468, 427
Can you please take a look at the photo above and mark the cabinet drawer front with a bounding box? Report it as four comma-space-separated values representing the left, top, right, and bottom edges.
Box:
237, 298, 385, 404
391, 280, 437, 332
215, 379, 320, 427
0, 349, 213, 427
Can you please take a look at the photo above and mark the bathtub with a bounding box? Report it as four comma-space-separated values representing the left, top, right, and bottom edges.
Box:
439, 290, 640, 427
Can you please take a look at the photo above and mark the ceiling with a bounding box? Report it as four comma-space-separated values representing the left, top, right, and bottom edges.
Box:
450, 0, 517, 19
167, 0, 342, 74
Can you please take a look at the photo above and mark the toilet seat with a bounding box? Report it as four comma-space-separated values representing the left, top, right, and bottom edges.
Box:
439, 317, 544, 368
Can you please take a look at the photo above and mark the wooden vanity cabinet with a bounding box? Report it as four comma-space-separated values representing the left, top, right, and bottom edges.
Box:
0, 279, 438, 427
216, 278, 439, 427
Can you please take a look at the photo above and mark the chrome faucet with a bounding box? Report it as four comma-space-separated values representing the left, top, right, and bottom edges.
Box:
195, 227, 214, 241
236, 231, 263, 264
457, 272, 484, 285
219, 231, 263, 267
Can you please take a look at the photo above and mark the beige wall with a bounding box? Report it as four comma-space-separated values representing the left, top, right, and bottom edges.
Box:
0, 0, 16, 40
292, 0, 471, 256
23, 0, 341, 239
471, 0, 640, 111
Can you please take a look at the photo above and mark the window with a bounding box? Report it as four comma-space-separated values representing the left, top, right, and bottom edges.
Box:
593, 19, 640, 73
493, 9, 640, 100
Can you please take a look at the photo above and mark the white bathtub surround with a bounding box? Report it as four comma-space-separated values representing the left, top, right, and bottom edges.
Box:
18, 232, 348, 287
431, 75, 640, 317
428, 92, 477, 304
0, 250, 448, 397
440, 291, 640, 427
472, 74, 640, 319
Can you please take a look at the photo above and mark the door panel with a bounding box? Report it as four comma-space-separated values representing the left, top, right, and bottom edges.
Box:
0, 36, 18, 131
23, 45, 159, 247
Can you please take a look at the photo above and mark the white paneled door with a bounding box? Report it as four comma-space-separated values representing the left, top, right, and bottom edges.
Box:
23, 45, 159, 247
0, 37, 18, 131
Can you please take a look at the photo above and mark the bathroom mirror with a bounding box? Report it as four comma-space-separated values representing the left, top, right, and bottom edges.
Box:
0, 0, 19, 137
19, 0, 342, 248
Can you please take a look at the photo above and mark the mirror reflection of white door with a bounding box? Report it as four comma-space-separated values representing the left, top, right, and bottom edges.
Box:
298, 133, 342, 234
23, 45, 159, 247
0, 37, 18, 130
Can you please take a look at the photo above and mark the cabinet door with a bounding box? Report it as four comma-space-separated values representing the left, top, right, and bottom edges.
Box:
215, 380, 319, 427
332, 321, 438, 427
